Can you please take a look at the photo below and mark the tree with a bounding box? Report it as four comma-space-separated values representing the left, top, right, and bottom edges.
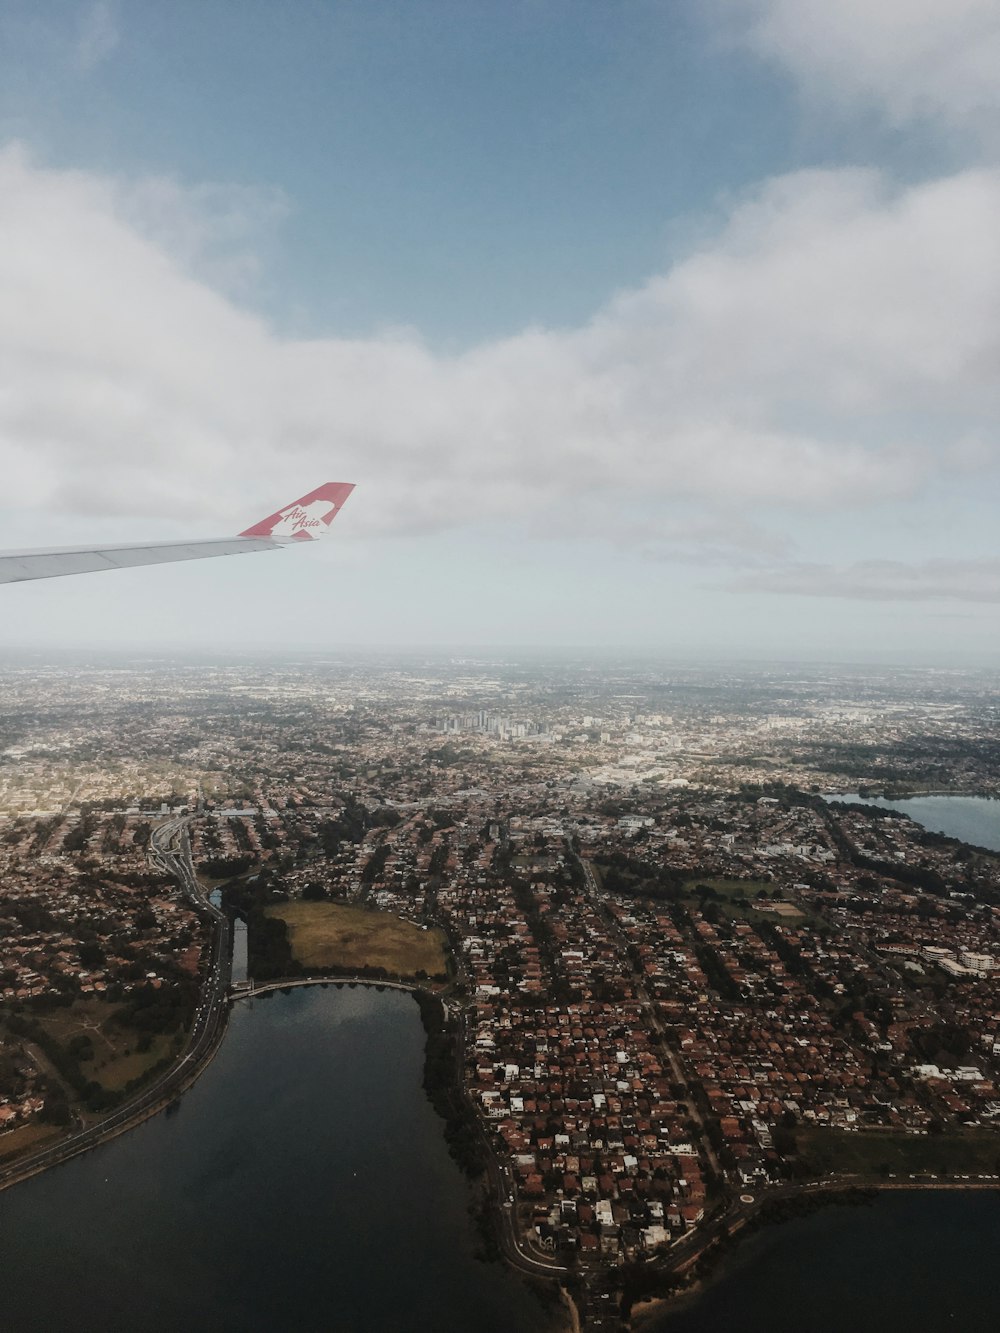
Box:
40, 1091, 71, 1125
78, 941, 105, 969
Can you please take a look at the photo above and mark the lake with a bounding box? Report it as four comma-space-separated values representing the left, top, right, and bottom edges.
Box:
831, 794, 1000, 852
651, 1190, 1000, 1333
0, 987, 556, 1333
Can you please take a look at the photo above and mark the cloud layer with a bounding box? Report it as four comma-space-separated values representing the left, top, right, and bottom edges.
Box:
730, 558, 1000, 603
0, 144, 997, 598
725, 0, 1000, 136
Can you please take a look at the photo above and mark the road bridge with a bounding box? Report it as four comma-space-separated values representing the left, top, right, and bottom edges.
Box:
230, 975, 424, 1002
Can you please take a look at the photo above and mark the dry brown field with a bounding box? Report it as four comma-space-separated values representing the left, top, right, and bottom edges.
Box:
264, 900, 449, 978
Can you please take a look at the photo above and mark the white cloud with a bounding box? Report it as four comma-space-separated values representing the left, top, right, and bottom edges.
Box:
723, 0, 1000, 136
0, 144, 997, 562
728, 558, 1000, 602
117, 176, 290, 298
76, 1, 119, 72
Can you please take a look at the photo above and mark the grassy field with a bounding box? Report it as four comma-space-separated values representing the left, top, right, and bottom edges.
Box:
91, 1035, 174, 1091
682, 877, 806, 922
800, 1126, 1000, 1178
590, 866, 805, 922
682, 877, 776, 898
29, 1000, 173, 1093
0, 1121, 61, 1161
264, 900, 449, 978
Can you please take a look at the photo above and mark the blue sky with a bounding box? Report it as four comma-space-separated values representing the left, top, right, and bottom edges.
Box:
0, 1, 998, 661
1, 1, 809, 341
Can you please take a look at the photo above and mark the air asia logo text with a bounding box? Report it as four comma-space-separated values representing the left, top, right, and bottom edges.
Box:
268, 500, 337, 539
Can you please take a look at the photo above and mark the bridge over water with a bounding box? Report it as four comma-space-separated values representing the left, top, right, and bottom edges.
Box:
229, 975, 452, 1016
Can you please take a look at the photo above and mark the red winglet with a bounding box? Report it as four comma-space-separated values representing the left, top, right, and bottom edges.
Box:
239, 483, 355, 541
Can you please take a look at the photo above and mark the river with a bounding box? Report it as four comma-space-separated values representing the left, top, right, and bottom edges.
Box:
0, 987, 556, 1333
829, 793, 1000, 852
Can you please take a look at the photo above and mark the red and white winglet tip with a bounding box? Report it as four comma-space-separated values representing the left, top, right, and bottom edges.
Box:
239, 482, 355, 543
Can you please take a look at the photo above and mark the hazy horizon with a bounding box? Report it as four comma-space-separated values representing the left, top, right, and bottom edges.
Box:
0, 641, 997, 673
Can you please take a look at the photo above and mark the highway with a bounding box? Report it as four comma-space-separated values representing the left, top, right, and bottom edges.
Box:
147, 815, 232, 1065
0, 817, 232, 1194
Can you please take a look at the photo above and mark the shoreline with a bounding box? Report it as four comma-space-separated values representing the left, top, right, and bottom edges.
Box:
826, 783, 997, 794
0, 989, 231, 1195
5, 968, 999, 1333
0, 970, 441, 1194
619, 1177, 1000, 1328
1, 827, 233, 1197
3, 964, 571, 1333
245, 976, 575, 1331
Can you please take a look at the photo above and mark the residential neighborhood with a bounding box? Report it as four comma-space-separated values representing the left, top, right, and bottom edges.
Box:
1, 655, 998, 1327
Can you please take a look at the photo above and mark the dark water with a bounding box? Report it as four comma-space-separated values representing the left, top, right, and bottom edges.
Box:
652, 1191, 1000, 1332
836, 794, 1000, 852
0, 988, 553, 1333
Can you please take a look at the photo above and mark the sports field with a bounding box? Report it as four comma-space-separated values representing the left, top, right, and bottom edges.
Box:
682, 877, 806, 921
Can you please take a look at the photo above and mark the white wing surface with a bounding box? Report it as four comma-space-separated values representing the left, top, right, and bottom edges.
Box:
0, 483, 354, 586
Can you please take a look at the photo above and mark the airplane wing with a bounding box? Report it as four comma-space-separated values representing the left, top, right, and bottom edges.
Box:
0, 482, 355, 585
